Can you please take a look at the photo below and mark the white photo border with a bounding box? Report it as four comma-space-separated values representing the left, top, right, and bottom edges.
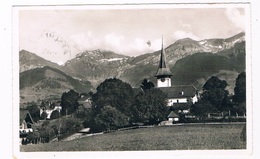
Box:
12, 2, 253, 159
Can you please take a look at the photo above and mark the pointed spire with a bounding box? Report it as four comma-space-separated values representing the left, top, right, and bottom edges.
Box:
155, 36, 172, 78
159, 35, 167, 69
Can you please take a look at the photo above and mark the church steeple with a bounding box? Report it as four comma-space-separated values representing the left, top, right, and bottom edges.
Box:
155, 36, 172, 87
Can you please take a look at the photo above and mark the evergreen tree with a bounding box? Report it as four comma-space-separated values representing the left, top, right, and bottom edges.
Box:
233, 72, 246, 103
60, 89, 80, 115
40, 111, 48, 120
50, 110, 60, 119
140, 78, 155, 91
26, 102, 40, 122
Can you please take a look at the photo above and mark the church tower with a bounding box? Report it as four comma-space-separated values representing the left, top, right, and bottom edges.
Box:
155, 36, 173, 87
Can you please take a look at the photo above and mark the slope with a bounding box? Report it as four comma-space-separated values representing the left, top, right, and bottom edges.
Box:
20, 66, 93, 103
19, 50, 62, 73
170, 52, 244, 92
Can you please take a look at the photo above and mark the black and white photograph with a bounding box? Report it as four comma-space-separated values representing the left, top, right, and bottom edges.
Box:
8, 1, 258, 159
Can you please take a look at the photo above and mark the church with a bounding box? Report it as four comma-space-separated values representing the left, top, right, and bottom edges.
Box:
154, 37, 199, 113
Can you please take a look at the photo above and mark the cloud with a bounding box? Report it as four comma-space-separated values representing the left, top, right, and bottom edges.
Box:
71, 32, 127, 54
51, 32, 162, 57
150, 38, 161, 51
104, 33, 125, 52
127, 37, 161, 56
172, 31, 200, 41
129, 38, 146, 52
225, 8, 245, 30
70, 31, 101, 51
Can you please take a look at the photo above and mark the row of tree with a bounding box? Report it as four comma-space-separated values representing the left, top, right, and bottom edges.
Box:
23, 71, 246, 136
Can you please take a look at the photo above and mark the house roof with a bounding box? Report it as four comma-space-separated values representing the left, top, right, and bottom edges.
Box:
168, 111, 179, 118
155, 85, 197, 98
78, 128, 90, 133
78, 94, 90, 106
20, 109, 28, 125
78, 96, 90, 102
79, 101, 92, 109
171, 103, 192, 110
20, 109, 34, 125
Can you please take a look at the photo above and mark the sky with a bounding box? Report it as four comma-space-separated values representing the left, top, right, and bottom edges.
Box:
19, 5, 246, 64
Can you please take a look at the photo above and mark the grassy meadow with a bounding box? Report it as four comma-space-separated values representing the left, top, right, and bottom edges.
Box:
20, 123, 246, 151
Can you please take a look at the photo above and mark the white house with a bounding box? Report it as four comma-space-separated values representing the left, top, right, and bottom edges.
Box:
40, 102, 62, 119
167, 111, 179, 122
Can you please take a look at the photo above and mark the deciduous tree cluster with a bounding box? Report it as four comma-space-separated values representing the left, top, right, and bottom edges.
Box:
85, 78, 168, 131
191, 72, 246, 118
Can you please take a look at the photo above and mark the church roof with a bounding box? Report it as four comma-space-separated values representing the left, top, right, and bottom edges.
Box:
155, 85, 197, 98
155, 37, 172, 77
155, 68, 173, 77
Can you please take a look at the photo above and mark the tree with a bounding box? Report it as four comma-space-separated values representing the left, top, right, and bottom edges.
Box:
231, 101, 246, 116
131, 89, 168, 124
83, 117, 103, 133
94, 106, 129, 131
203, 76, 227, 91
27, 131, 40, 144
59, 118, 83, 135
51, 125, 59, 136
39, 126, 55, 143
42, 120, 50, 127
92, 78, 135, 117
38, 120, 55, 143
40, 111, 48, 120
140, 79, 155, 91
190, 101, 216, 119
26, 102, 40, 122
201, 88, 229, 111
50, 110, 60, 119
201, 76, 229, 111
60, 89, 80, 115
233, 72, 246, 103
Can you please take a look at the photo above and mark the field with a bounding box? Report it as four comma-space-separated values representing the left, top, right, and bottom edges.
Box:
20, 123, 246, 151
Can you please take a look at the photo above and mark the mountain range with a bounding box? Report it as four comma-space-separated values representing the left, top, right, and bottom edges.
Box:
19, 32, 245, 103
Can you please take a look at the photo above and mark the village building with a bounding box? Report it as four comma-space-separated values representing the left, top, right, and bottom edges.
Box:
40, 101, 62, 119
154, 37, 199, 114
20, 109, 35, 144
77, 94, 92, 114
20, 109, 34, 134
167, 111, 180, 122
